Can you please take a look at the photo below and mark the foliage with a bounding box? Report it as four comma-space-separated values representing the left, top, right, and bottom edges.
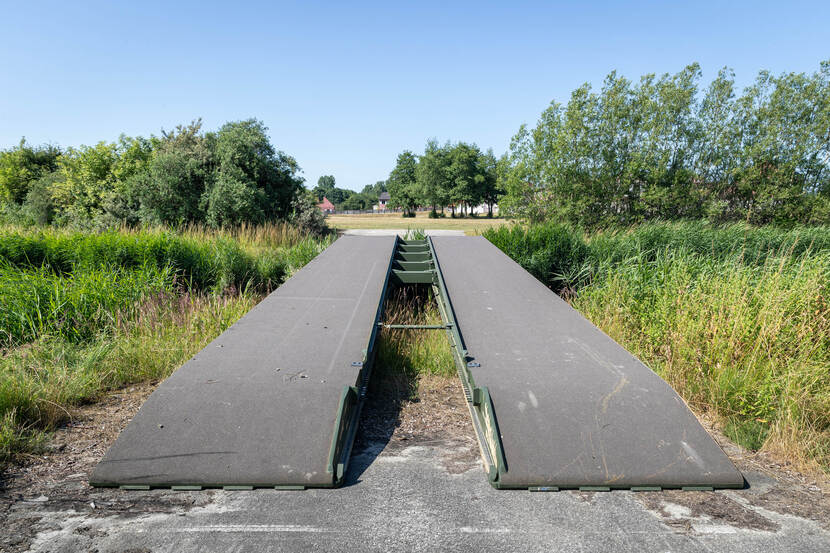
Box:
0, 139, 61, 204
501, 61, 830, 226
0, 222, 330, 314
0, 119, 303, 229
387, 150, 419, 215
0, 291, 258, 464
289, 192, 330, 236
388, 141, 502, 215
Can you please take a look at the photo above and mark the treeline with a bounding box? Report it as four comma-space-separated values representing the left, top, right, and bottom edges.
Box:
501, 61, 830, 226
387, 140, 502, 216
311, 175, 387, 211
0, 119, 325, 231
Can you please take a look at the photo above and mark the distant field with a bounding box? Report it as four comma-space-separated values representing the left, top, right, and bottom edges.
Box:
325, 212, 512, 234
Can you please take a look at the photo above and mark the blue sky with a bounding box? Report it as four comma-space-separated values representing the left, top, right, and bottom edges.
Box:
1, 1, 828, 191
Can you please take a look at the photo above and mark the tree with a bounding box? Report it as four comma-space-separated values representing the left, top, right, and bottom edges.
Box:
313, 175, 355, 205
387, 150, 418, 215
313, 175, 336, 201
0, 139, 61, 204
500, 60, 830, 226
204, 119, 303, 227
133, 120, 213, 225
446, 142, 483, 216
340, 192, 372, 210
479, 149, 502, 217
415, 139, 450, 213
360, 180, 387, 203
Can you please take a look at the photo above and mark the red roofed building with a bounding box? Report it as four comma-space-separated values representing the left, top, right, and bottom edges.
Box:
317, 196, 335, 213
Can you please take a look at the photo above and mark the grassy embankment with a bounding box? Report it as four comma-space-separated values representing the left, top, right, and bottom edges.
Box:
326, 211, 510, 235
0, 223, 333, 463
484, 221, 830, 472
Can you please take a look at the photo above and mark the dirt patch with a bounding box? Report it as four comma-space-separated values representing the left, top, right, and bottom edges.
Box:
706, 418, 830, 530
356, 372, 480, 473
0, 382, 214, 553
639, 491, 779, 532
634, 417, 830, 534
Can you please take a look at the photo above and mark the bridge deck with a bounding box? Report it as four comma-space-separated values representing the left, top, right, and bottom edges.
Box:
91, 235, 396, 489
431, 236, 743, 489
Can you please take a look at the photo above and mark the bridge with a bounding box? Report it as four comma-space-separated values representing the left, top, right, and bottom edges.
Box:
91, 235, 743, 491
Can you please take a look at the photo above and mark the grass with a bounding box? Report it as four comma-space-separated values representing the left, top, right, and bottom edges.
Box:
372, 285, 457, 401
0, 222, 331, 464
0, 222, 334, 296
326, 211, 511, 235
484, 220, 830, 472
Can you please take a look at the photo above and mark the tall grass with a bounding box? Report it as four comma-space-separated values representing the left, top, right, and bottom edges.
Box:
0, 223, 334, 294
0, 260, 173, 346
0, 291, 258, 462
374, 286, 456, 399
484, 221, 830, 471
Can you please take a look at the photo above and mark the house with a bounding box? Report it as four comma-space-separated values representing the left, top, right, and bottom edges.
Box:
377, 192, 390, 210
317, 196, 335, 213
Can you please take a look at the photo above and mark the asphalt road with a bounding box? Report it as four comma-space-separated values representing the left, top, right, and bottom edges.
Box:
20, 437, 830, 553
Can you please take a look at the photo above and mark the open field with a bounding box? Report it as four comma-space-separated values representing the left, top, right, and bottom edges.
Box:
326, 211, 512, 234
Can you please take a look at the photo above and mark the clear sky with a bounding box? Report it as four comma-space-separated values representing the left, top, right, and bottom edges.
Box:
1, 1, 828, 191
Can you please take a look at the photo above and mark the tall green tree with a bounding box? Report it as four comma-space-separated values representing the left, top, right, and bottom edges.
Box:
387, 150, 418, 215
205, 119, 302, 227
500, 61, 830, 226
415, 139, 450, 212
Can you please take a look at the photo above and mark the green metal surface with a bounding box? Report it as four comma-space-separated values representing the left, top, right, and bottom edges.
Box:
392, 269, 435, 284
396, 251, 430, 262
394, 260, 432, 271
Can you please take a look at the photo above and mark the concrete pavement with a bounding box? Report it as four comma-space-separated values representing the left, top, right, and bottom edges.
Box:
20, 437, 830, 553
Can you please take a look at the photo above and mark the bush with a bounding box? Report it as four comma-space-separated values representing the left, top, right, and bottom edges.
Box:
289, 194, 328, 237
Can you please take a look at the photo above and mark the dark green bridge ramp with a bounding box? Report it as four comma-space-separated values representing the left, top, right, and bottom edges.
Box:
91, 235, 396, 489
431, 236, 743, 490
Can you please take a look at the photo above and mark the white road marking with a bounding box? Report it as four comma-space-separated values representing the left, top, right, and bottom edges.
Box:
171, 525, 332, 533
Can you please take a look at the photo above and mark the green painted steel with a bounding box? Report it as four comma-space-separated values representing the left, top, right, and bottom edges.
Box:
93, 234, 744, 493
392, 269, 435, 284
430, 236, 744, 491
394, 260, 432, 271
396, 251, 430, 262
399, 244, 429, 252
